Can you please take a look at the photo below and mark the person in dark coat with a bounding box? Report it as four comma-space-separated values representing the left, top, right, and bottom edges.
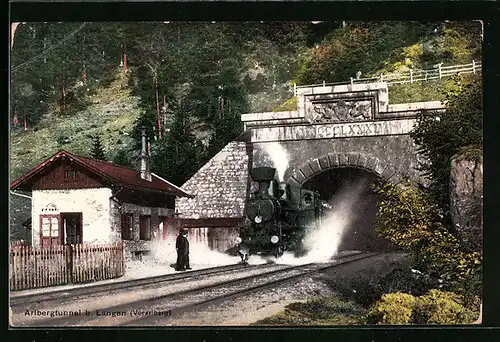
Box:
175, 229, 191, 271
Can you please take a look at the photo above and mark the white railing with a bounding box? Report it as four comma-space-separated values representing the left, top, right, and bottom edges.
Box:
293, 60, 482, 95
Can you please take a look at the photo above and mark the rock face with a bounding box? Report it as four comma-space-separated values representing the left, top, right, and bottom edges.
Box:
449, 151, 483, 251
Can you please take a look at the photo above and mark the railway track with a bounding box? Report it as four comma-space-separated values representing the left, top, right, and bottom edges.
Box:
17, 251, 379, 327
125, 251, 379, 326
10, 262, 261, 306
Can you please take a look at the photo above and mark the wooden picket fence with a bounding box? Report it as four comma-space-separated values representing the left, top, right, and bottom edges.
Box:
71, 243, 125, 284
10, 240, 28, 248
9, 242, 124, 291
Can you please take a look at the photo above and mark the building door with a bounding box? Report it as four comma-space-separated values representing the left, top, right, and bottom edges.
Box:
61, 213, 82, 245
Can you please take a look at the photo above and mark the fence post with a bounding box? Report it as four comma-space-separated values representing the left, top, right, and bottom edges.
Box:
380, 73, 383, 82
472, 60, 476, 74
66, 244, 73, 284
350, 77, 354, 85
323, 81, 325, 87
438, 64, 442, 79
293, 83, 296, 96
410, 69, 413, 83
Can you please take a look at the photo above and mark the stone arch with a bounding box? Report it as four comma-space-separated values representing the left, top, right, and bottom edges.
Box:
285, 152, 407, 187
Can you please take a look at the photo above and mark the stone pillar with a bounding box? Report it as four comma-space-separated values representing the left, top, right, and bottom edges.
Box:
450, 151, 483, 251
377, 83, 389, 111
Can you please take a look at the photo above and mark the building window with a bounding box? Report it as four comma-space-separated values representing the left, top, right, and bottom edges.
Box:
121, 214, 133, 241
64, 170, 77, 180
39, 215, 60, 247
140, 215, 151, 241
41, 216, 59, 237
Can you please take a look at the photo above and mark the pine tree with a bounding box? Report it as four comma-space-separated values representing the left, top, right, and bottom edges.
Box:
90, 135, 106, 161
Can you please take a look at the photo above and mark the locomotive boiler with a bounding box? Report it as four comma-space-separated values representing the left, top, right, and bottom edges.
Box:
236, 167, 325, 262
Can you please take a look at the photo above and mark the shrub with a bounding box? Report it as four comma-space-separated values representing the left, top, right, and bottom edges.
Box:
365, 293, 416, 325
374, 267, 438, 297
374, 181, 482, 297
412, 289, 479, 324
365, 290, 480, 325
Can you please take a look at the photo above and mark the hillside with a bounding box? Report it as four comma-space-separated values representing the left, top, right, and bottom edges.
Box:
273, 21, 482, 110
10, 70, 141, 241
10, 70, 140, 180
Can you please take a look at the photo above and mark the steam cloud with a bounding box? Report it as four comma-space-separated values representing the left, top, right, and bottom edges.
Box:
259, 142, 290, 181
276, 179, 368, 265
151, 239, 240, 266
124, 237, 271, 279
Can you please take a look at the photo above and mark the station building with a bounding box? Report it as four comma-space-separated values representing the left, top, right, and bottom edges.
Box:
10, 143, 193, 260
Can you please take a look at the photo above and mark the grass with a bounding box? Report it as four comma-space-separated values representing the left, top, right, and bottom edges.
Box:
272, 96, 298, 112
252, 254, 413, 326
252, 297, 366, 326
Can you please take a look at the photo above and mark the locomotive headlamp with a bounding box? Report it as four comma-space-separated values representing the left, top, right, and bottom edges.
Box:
254, 215, 263, 223
235, 237, 242, 244
270, 235, 279, 244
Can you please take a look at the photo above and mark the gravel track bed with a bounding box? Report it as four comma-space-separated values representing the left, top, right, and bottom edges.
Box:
174, 276, 336, 326
168, 252, 409, 326
121, 253, 375, 326
120, 263, 329, 326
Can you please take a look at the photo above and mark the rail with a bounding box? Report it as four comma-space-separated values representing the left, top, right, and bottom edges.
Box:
294, 60, 482, 95
10, 262, 252, 305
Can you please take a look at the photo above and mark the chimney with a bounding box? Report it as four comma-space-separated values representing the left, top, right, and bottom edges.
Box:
140, 127, 151, 181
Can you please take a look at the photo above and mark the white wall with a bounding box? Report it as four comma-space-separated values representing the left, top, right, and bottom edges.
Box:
32, 188, 113, 246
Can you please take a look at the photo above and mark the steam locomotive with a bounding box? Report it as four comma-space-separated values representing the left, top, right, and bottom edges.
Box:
236, 167, 326, 263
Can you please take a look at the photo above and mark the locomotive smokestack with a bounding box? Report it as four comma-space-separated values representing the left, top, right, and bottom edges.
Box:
140, 127, 151, 181
251, 167, 276, 197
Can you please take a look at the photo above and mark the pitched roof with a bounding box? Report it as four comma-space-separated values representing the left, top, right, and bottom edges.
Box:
10, 150, 193, 198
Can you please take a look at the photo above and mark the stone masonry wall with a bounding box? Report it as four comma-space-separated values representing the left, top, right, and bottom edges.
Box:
176, 141, 250, 220
110, 201, 174, 259
252, 135, 426, 186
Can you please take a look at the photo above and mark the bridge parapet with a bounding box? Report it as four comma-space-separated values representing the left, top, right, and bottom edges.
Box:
241, 82, 445, 143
